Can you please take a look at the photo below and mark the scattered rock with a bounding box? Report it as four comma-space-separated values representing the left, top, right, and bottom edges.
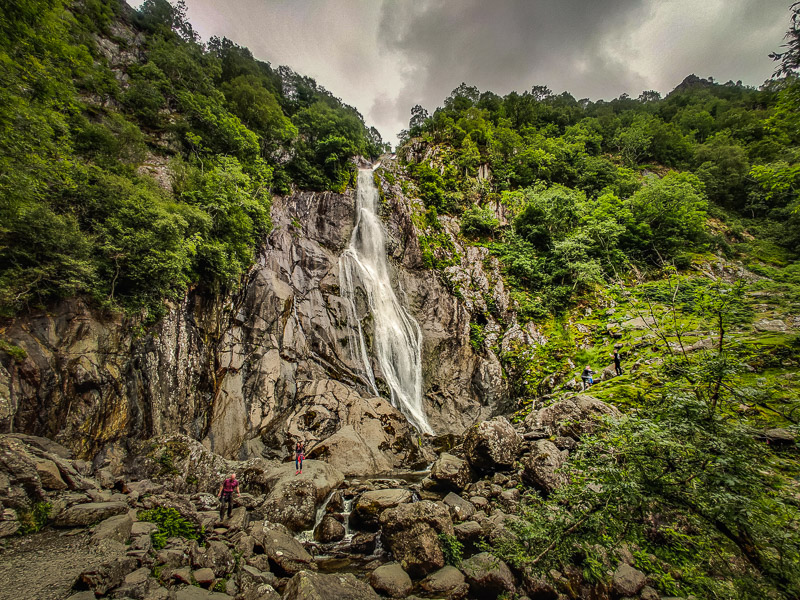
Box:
260, 528, 316, 576
351, 488, 413, 530
90, 513, 133, 544
430, 453, 471, 491
612, 563, 647, 596
76, 556, 137, 596
420, 565, 469, 599
442, 492, 475, 522
521, 440, 567, 494
283, 570, 380, 600
463, 417, 522, 472
368, 562, 413, 598
461, 552, 516, 597
193, 567, 216, 587
54, 501, 128, 527
379, 500, 454, 578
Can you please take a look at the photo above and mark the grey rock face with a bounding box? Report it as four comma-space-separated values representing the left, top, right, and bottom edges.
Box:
463, 417, 522, 472
0, 179, 503, 467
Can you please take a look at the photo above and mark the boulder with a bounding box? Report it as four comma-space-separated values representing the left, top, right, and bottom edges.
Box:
463, 417, 521, 472
368, 562, 413, 598
379, 500, 454, 578
461, 552, 516, 597
429, 453, 471, 491
754, 319, 786, 332
612, 563, 646, 596
0, 436, 46, 508
90, 513, 133, 544
54, 501, 128, 527
76, 557, 138, 596
193, 567, 215, 587
283, 571, 380, 600
764, 428, 797, 446
351, 488, 413, 530
174, 587, 231, 600
34, 458, 68, 490
525, 395, 620, 439
260, 528, 316, 576
259, 460, 344, 533
314, 514, 345, 543
442, 492, 475, 522
312, 425, 393, 476
521, 440, 567, 494
453, 520, 482, 548
0, 509, 19, 537
420, 565, 469, 600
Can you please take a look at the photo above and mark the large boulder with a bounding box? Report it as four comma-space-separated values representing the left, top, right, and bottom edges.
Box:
259, 460, 344, 532
260, 528, 316, 576
521, 440, 568, 495
368, 562, 413, 598
463, 417, 521, 472
420, 565, 469, 600
429, 453, 471, 491
612, 563, 647, 596
525, 395, 621, 439
351, 488, 413, 530
461, 552, 516, 597
54, 501, 128, 527
379, 500, 454, 578
283, 571, 380, 600
311, 425, 393, 477
314, 514, 345, 543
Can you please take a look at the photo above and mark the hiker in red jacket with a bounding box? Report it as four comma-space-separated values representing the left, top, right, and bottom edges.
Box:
295, 441, 305, 475
218, 472, 240, 520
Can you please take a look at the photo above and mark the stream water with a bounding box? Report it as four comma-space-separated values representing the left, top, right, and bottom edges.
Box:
339, 168, 433, 435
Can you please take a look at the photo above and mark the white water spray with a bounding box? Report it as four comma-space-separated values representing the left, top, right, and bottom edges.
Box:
339, 168, 433, 435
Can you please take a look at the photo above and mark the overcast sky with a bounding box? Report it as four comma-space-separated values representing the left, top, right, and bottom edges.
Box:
127, 0, 792, 146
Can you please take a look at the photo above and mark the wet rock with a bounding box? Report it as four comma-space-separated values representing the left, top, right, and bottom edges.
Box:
55, 501, 128, 527
368, 562, 413, 598
261, 528, 316, 576
379, 500, 454, 578
349, 531, 378, 554
443, 492, 475, 522
612, 563, 646, 596
521, 440, 568, 495
91, 513, 133, 544
461, 552, 516, 597
463, 417, 521, 472
315, 513, 345, 542
420, 565, 469, 600
351, 488, 413, 530
283, 570, 380, 600
430, 453, 471, 491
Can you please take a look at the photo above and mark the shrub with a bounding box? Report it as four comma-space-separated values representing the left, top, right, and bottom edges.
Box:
138, 506, 204, 550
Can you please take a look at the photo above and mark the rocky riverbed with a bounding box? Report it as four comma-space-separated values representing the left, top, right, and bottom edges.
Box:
0, 394, 677, 600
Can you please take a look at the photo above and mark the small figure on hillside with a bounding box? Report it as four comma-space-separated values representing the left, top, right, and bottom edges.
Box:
295, 441, 306, 475
581, 365, 595, 391
218, 472, 240, 520
612, 347, 623, 377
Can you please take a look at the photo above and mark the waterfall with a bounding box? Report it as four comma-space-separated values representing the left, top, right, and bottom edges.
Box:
339, 168, 433, 435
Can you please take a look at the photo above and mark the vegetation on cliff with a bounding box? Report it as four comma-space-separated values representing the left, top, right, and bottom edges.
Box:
0, 0, 387, 318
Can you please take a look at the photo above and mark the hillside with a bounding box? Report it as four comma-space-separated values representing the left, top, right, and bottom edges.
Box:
0, 1, 798, 600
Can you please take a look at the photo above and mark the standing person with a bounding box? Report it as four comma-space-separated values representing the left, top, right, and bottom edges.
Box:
218, 472, 240, 520
581, 365, 595, 391
612, 348, 623, 376
295, 441, 305, 475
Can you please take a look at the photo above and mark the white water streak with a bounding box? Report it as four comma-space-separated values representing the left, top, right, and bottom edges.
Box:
339, 169, 433, 435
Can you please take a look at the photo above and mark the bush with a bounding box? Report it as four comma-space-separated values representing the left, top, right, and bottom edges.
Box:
438, 533, 463, 567
461, 205, 499, 238
18, 502, 51, 534
138, 506, 204, 550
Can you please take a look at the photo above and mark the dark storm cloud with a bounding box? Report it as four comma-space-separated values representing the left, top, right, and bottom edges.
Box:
127, 0, 792, 144
378, 0, 790, 136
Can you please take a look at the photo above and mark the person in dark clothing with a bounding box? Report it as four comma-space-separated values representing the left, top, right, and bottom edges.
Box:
295, 441, 305, 475
612, 349, 623, 376
218, 472, 240, 520
581, 365, 595, 391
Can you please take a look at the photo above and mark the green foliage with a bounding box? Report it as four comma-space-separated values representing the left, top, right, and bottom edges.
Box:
17, 502, 51, 534
469, 322, 485, 351
0, 0, 382, 316
138, 506, 203, 550
438, 533, 464, 567
0, 340, 27, 362
461, 205, 500, 238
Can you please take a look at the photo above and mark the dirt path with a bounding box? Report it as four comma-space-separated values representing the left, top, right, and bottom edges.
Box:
0, 529, 108, 600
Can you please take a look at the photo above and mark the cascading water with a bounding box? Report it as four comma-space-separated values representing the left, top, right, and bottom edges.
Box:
339, 168, 433, 435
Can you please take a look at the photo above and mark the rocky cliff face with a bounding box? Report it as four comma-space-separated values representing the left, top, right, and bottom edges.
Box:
0, 170, 506, 473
